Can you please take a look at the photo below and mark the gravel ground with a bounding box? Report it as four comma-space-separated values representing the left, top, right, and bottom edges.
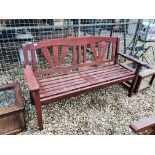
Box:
0, 66, 155, 135
0, 88, 16, 109
1, 42, 155, 135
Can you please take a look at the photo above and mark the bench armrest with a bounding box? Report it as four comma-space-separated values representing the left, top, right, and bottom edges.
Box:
118, 52, 148, 66
129, 116, 155, 133
24, 65, 39, 91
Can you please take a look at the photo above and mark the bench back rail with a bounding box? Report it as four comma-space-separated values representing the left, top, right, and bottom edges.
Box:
23, 36, 119, 76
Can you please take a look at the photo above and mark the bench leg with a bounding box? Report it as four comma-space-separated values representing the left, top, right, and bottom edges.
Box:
134, 76, 142, 93
128, 64, 141, 97
30, 92, 35, 105
34, 90, 43, 130
149, 74, 155, 86
128, 78, 137, 97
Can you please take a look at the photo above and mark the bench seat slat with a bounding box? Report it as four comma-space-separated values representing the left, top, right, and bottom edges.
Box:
40, 74, 134, 104
38, 64, 119, 83
40, 71, 134, 98
40, 71, 133, 95
39, 67, 132, 91
38, 65, 125, 87
38, 64, 135, 102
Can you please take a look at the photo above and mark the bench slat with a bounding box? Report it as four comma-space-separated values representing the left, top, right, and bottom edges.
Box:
40, 75, 134, 104
112, 40, 116, 59
39, 67, 131, 89
39, 66, 131, 88
72, 46, 76, 65
98, 42, 102, 59
40, 69, 134, 98
39, 70, 133, 94
83, 45, 87, 63
42, 47, 54, 66
26, 36, 117, 50
38, 65, 123, 85
38, 64, 120, 83
31, 49, 37, 67
103, 42, 110, 59
34, 59, 115, 76
53, 46, 59, 66
78, 46, 82, 64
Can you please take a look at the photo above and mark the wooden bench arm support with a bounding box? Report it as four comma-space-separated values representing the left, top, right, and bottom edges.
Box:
129, 116, 155, 133
118, 52, 148, 66
24, 65, 39, 91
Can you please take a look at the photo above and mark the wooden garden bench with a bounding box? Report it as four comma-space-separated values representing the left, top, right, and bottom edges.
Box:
23, 36, 147, 130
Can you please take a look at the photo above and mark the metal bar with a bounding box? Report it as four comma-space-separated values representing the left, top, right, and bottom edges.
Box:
107, 19, 114, 59
127, 19, 142, 55
78, 19, 81, 37
0, 21, 139, 31
123, 19, 127, 54
142, 19, 152, 46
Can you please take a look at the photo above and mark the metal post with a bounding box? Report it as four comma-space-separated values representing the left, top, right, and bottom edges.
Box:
109, 19, 114, 37
142, 19, 152, 46
93, 19, 96, 35
123, 19, 127, 54
107, 19, 114, 59
128, 19, 142, 55
78, 19, 81, 37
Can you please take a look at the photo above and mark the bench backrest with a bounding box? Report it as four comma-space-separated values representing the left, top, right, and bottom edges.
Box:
23, 36, 120, 76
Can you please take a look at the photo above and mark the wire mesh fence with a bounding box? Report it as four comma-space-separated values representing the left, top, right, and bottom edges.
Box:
0, 19, 140, 71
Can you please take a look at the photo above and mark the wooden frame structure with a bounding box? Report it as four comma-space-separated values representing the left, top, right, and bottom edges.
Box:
121, 61, 155, 93
130, 116, 155, 135
23, 36, 147, 130
0, 82, 25, 134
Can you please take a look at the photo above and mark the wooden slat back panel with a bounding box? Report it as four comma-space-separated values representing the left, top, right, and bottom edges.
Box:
78, 46, 82, 65
31, 49, 37, 67
98, 42, 102, 59
72, 46, 76, 65
83, 45, 87, 63
53, 46, 59, 66
23, 36, 119, 76
111, 40, 117, 59
41, 47, 54, 66
22, 44, 30, 65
